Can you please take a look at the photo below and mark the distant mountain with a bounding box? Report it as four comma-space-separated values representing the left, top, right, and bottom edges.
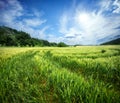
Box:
101, 38, 120, 45
0, 26, 67, 47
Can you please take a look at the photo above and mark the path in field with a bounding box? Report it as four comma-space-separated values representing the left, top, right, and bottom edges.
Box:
0, 47, 120, 103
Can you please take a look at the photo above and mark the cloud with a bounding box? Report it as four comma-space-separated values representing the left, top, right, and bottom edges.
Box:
0, 0, 120, 45
59, 13, 68, 33
99, 0, 120, 14
37, 26, 50, 39
0, 0, 48, 40
59, 0, 120, 45
0, 0, 23, 24
113, 0, 120, 13
99, 0, 112, 12
23, 18, 46, 27
47, 35, 65, 43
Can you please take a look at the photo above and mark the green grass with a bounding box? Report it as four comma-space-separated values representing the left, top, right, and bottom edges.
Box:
0, 45, 120, 103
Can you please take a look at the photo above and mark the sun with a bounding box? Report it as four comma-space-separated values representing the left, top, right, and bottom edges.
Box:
78, 13, 89, 22
76, 12, 90, 26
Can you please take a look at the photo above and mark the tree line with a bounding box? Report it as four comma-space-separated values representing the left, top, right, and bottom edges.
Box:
0, 26, 68, 47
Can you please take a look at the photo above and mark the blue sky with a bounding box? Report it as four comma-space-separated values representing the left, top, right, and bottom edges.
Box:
0, 0, 120, 45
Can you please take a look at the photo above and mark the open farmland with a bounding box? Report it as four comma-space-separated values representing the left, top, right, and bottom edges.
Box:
0, 46, 120, 103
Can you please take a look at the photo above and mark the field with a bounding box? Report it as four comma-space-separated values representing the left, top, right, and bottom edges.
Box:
0, 46, 120, 103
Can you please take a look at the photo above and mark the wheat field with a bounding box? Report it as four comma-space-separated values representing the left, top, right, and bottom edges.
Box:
0, 46, 120, 103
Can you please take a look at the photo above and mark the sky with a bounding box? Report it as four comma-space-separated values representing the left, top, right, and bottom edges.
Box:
0, 0, 120, 45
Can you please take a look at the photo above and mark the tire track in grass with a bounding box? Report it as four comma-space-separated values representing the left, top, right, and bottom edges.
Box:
43, 51, 120, 93
34, 51, 120, 103
1, 49, 120, 103
0, 50, 50, 103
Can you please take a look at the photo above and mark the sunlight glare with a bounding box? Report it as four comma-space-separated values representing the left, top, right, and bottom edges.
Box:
79, 13, 89, 22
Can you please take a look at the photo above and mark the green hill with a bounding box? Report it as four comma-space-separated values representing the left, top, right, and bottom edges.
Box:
101, 38, 120, 45
0, 26, 67, 47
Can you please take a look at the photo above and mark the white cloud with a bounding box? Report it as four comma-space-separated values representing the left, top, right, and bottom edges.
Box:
0, 0, 48, 40
37, 26, 49, 39
47, 35, 65, 43
99, 0, 120, 14
0, 0, 120, 45
0, 0, 23, 24
33, 9, 44, 17
99, 0, 112, 11
113, 0, 120, 13
59, 13, 68, 33
59, 0, 120, 45
23, 18, 46, 27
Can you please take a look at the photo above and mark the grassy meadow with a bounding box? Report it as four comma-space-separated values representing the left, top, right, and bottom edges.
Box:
0, 45, 120, 103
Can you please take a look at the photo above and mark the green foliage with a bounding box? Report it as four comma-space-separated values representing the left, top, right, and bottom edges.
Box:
0, 26, 59, 47
101, 49, 106, 53
101, 38, 120, 45
0, 46, 120, 103
58, 42, 68, 47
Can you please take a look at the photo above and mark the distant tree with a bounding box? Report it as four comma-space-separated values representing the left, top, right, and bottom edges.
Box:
101, 38, 120, 45
58, 42, 68, 47
0, 26, 66, 47
15, 31, 31, 46
50, 42, 57, 47
31, 38, 44, 46
42, 40, 50, 46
